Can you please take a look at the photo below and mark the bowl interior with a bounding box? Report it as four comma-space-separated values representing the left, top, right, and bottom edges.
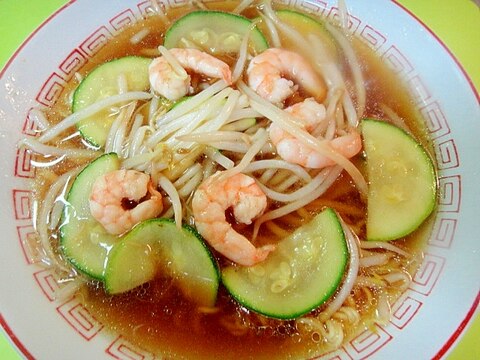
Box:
0, 0, 478, 359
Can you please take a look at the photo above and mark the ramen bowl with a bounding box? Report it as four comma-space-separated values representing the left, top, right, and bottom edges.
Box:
0, 0, 479, 359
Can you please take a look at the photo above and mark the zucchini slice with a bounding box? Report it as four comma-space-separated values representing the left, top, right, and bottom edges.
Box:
361, 119, 437, 241
105, 218, 220, 307
60, 153, 120, 280
73, 56, 151, 147
255, 9, 338, 59
222, 208, 348, 319
164, 10, 269, 55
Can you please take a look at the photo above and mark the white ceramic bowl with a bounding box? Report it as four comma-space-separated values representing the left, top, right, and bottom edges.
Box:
1, 0, 479, 359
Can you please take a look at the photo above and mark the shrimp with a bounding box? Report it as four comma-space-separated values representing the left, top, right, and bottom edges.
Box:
149, 48, 232, 101
192, 172, 275, 266
89, 169, 163, 235
269, 98, 362, 168
247, 48, 326, 105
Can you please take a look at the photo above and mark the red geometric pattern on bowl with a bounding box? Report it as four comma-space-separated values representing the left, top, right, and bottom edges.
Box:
346, 325, 393, 359
137, 0, 156, 18
313, 347, 353, 360
79, 26, 113, 57
59, 49, 88, 81
359, 25, 386, 50
382, 45, 414, 75
436, 139, 459, 170
390, 294, 423, 330
105, 335, 155, 360
137, 0, 182, 17
408, 75, 432, 104
327, 7, 361, 33
56, 295, 104, 341
22, 108, 41, 136
16, 225, 42, 265
438, 175, 461, 213
12, 189, 32, 220
15, 147, 35, 178
420, 101, 451, 139
410, 253, 446, 296
429, 216, 457, 249
33, 269, 61, 302
110, 9, 138, 33
35, 72, 66, 107
296, 0, 329, 17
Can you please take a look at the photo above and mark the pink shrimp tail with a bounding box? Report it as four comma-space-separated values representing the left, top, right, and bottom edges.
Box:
251, 245, 276, 266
